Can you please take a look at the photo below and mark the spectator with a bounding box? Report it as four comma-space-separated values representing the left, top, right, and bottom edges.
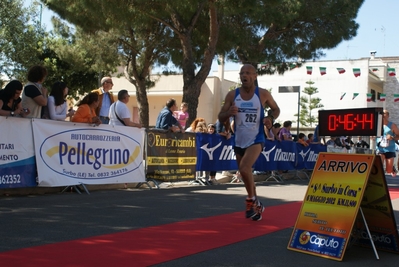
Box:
109, 89, 141, 128
215, 118, 233, 138
186, 117, 206, 132
339, 136, 351, 150
48, 81, 75, 121
218, 63, 280, 221
155, 98, 184, 132
92, 76, 115, 124
345, 136, 355, 147
325, 136, 337, 146
207, 123, 219, 184
174, 102, 189, 129
356, 136, 370, 148
279, 120, 293, 141
267, 122, 281, 141
21, 65, 48, 119
194, 121, 208, 133
0, 80, 30, 117
297, 133, 309, 147
71, 92, 101, 125
306, 133, 314, 144
377, 110, 399, 176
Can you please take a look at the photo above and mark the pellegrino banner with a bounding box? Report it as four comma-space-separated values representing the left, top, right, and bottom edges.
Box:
0, 116, 37, 189
32, 119, 145, 186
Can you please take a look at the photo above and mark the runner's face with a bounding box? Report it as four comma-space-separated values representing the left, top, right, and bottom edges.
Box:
239, 66, 257, 87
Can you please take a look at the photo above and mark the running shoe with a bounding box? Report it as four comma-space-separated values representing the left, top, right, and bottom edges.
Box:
245, 198, 256, 218
251, 199, 265, 221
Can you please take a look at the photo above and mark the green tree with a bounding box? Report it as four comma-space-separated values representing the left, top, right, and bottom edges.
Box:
295, 80, 324, 127
42, 0, 364, 127
0, 0, 43, 83
43, 0, 175, 126
0, 1, 115, 96
41, 19, 120, 97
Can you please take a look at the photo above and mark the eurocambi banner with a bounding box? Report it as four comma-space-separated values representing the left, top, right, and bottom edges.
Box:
0, 116, 36, 188
32, 119, 145, 186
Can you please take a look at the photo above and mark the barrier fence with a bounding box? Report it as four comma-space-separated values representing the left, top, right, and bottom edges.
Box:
1, 116, 330, 189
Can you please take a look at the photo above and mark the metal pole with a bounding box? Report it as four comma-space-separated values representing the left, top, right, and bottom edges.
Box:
297, 89, 300, 137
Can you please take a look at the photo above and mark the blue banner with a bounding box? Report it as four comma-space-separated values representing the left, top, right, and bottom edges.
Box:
195, 133, 237, 171
196, 134, 327, 172
296, 143, 327, 170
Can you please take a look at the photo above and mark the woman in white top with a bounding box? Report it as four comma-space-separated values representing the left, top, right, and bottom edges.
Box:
48, 81, 74, 121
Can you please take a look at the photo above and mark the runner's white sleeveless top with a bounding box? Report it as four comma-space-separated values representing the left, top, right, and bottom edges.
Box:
233, 87, 265, 148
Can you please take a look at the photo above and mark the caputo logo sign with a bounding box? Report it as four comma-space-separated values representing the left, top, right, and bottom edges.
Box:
39, 129, 142, 179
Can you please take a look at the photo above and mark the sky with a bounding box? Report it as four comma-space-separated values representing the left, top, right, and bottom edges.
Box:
26, 0, 399, 72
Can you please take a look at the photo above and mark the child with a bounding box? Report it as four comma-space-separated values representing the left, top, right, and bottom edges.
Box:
174, 102, 189, 129
297, 133, 309, 147
194, 121, 208, 182
207, 124, 218, 184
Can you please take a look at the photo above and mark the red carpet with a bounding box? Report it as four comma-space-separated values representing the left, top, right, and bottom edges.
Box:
1, 189, 398, 267
0, 202, 300, 267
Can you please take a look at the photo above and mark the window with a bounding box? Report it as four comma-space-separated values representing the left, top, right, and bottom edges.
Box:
278, 86, 300, 93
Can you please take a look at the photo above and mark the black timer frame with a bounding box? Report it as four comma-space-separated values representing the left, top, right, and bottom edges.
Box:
318, 108, 383, 137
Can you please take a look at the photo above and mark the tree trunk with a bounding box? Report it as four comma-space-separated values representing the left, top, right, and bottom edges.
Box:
124, 66, 150, 128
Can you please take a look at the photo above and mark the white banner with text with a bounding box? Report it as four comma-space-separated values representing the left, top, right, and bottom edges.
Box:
32, 119, 145, 186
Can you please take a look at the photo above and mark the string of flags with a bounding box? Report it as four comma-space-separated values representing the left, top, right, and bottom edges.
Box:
340, 93, 399, 102
305, 66, 396, 77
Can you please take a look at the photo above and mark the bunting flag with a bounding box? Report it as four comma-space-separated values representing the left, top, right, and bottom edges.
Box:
388, 68, 396, 76
337, 68, 346, 74
372, 68, 379, 72
367, 93, 372, 102
217, 59, 221, 65
320, 67, 326, 75
352, 93, 359, 100
394, 94, 399, 102
289, 63, 297, 70
340, 93, 346, 100
380, 94, 386, 102
353, 68, 361, 77
306, 66, 312, 75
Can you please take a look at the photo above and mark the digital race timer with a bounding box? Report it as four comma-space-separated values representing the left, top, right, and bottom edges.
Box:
318, 108, 383, 137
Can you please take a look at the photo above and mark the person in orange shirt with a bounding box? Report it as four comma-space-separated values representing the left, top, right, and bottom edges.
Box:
71, 92, 101, 125
297, 133, 309, 147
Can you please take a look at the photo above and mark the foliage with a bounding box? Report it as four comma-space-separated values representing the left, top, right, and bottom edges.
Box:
42, 0, 364, 126
0, 0, 43, 84
295, 80, 324, 127
42, 19, 120, 97
0, 0, 118, 97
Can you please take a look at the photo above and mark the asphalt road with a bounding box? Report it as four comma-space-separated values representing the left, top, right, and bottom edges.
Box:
1, 176, 399, 267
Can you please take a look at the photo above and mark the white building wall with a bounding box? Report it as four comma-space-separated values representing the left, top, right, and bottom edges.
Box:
111, 74, 235, 126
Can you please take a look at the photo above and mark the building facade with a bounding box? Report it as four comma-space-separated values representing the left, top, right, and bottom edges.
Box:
110, 56, 399, 130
